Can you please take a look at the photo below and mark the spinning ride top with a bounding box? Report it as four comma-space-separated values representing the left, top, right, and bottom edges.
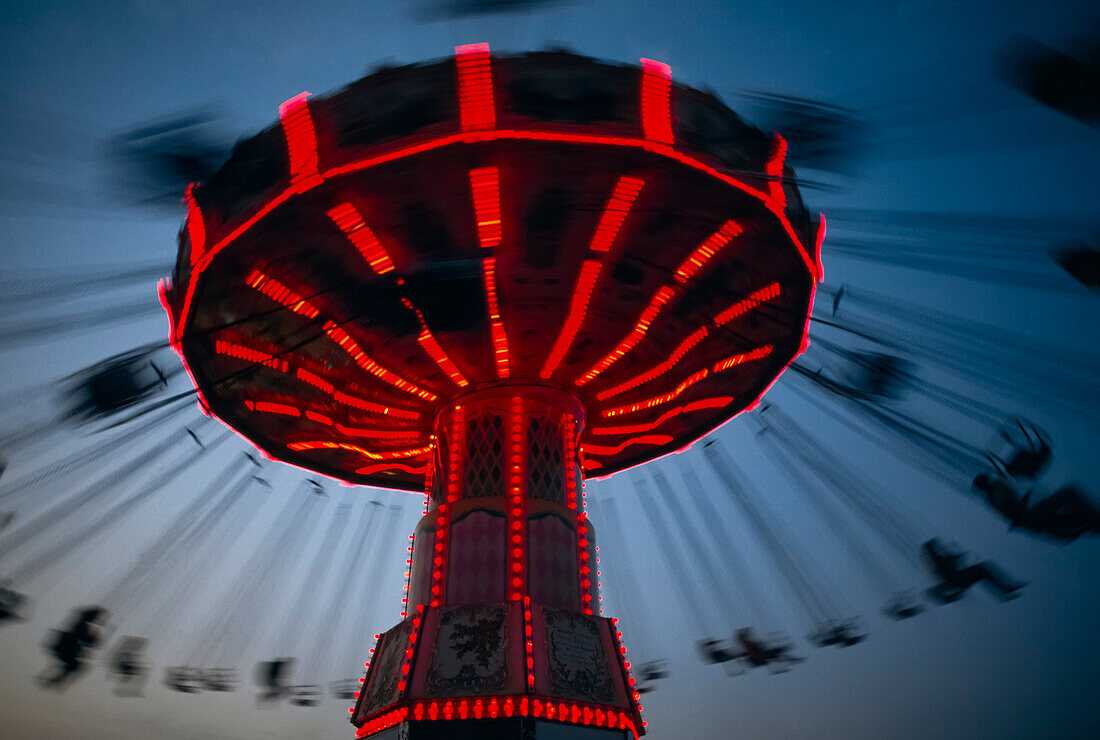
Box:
160, 43, 823, 739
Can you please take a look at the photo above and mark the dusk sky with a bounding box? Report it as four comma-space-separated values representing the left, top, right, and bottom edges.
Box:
1, 1, 1098, 738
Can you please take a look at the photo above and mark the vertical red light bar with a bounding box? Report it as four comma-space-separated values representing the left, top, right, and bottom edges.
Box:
508, 396, 526, 601
278, 92, 323, 190
455, 43, 496, 130
482, 257, 510, 379
184, 184, 206, 268
469, 166, 503, 249
639, 59, 674, 146
470, 166, 510, 378
523, 595, 535, 691
765, 133, 788, 211
431, 405, 464, 607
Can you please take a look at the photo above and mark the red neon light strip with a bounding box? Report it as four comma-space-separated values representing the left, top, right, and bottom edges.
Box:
712, 344, 773, 372
575, 285, 674, 387
245, 268, 321, 319
400, 297, 469, 387
482, 257, 510, 379
417, 330, 469, 387
523, 596, 535, 690
539, 259, 602, 379
469, 166, 503, 248
322, 321, 438, 401
587, 176, 645, 253
244, 400, 300, 417
765, 134, 787, 211
356, 697, 639, 739
508, 397, 525, 601
185, 184, 206, 268
432, 405, 464, 607
581, 435, 674, 457
603, 368, 710, 418
595, 326, 709, 401
356, 461, 428, 476
602, 344, 772, 419
305, 410, 332, 425
640, 58, 673, 146
335, 423, 422, 440
333, 390, 420, 419
214, 339, 420, 419
278, 92, 322, 190
713, 282, 781, 325
174, 129, 817, 339
287, 440, 433, 460
591, 396, 732, 435
673, 220, 742, 283
295, 367, 334, 394
327, 202, 396, 275
455, 43, 495, 130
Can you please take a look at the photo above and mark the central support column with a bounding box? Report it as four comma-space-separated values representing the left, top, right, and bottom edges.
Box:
352, 385, 644, 738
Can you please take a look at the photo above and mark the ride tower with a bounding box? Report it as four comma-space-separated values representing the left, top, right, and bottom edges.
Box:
160, 43, 822, 739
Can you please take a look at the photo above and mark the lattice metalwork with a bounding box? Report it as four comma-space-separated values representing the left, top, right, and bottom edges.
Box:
462, 412, 504, 498
527, 416, 565, 504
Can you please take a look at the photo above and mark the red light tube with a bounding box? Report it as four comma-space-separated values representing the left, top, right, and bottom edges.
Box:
278, 92, 322, 190
244, 400, 301, 417
455, 43, 495, 130
327, 202, 397, 275
587, 176, 645, 253
322, 321, 438, 401
400, 297, 469, 388
712, 344, 772, 372
713, 282, 781, 326
245, 268, 321, 319
673, 220, 742, 283
765, 134, 787, 211
184, 184, 206, 268
469, 166, 503, 249
591, 396, 732, 436
482, 257, 510, 379
602, 368, 710, 418
287, 440, 433, 460
581, 435, 673, 457
639, 58, 673, 146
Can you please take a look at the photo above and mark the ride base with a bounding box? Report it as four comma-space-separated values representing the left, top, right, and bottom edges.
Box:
351, 386, 644, 738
